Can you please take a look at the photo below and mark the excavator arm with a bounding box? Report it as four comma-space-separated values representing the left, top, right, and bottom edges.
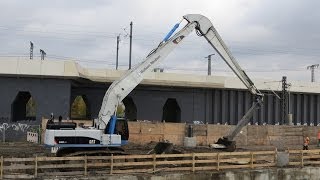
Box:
96, 20, 198, 130
97, 14, 263, 152
183, 14, 264, 151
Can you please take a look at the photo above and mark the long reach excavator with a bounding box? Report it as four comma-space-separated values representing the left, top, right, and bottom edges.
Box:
45, 14, 264, 155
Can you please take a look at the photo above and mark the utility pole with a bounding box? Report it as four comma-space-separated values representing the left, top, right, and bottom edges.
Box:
307, 64, 319, 82
30, 41, 34, 60
129, 21, 133, 70
205, 54, 214, 75
40, 49, 46, 60
116, 35, 120, 70
281, 76, 291, 125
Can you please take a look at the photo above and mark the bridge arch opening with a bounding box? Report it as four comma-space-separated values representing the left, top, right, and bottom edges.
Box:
162, 98, 181, 123
70, 95, 91, 119
120, 97, 137, 121
11, 91, 36, 122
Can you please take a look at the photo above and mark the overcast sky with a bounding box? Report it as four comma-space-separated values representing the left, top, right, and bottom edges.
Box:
0, 0, 319, 82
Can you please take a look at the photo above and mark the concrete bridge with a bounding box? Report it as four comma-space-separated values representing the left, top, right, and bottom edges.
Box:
0, 57, 320, 141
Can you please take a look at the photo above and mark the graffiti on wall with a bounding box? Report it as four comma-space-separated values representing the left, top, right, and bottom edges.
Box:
0, 123, 30, 132
0, 117, 9, 121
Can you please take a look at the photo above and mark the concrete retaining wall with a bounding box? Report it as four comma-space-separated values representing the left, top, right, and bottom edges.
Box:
128, 122, 320, 148
41, 119, 320, 147
43, 167, 320, 180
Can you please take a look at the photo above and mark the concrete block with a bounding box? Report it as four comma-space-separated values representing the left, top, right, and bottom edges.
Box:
284, 126, 303, 136
233, 126, 248, 145
283, 136, 303, 145
276, 152, 289, 167
207, 125, 232, 136
247, 126, 269, 145
196, 136, 207, 146
269, 126, 284, 136
164, 123, 185, 135
192, 124, 207, 136
163, 134, 184, 145
269, 136, 287, 150
133, 134, 164, 144
128, 134, 143, 145
128, 122, 141, 134
184, 137, 197, 147
140, 122, 163, 134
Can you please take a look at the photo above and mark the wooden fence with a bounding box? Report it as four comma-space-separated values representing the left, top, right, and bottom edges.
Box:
287, 149, 320, 167
1, 149, 320, 179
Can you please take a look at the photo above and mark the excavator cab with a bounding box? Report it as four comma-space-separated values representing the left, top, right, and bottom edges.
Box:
115, 118, 129, 141
105, 117, 129, 142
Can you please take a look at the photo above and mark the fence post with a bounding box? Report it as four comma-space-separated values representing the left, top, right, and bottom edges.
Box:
0, 156, 3, 179
301, 150, 304, 167
110, 154, 113, 175
153, 153, 156, 173
217, 153, 220, 171
84, 155, 87, 176
34, 156, 38, 178
192, 153, 195, 172
274, 148, 278, 165
250, 152, 254, 169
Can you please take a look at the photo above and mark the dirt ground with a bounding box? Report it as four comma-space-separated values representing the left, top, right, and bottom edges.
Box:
0, 141, 317, 158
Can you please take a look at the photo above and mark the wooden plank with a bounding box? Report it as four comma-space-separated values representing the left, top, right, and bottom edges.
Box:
253, 163, 275, 167
155, 160, 193, 165
252, 151, 276, 155
37, 156, 84, 161
303, 155, 320, 159
38, 164, 83, 169
217, 153, 220, 171
153, 154, 156, 172
110, 154, 113, 175
303, 149, 320, 153
195, 159, 218, 164
113, 161, 153, 166
0, 156, 3, 180
3, 174, 35, 179
3, 165, 34, 170
38, 171, 84, 176
219, 158, 251, 163
156, 153, 193, 158
87, 156, 111, 160
288, 162, 301, 166
287, 150, 305, 154
194, 153, 218, 157
301, 151, 304, 167
87, 170, 110, 175
113, 154, 154, 160
250, 152, 254, 169
3, 157, 34, 162
303, 161, 320, 165
34, 156, 38, 178
84, 155, 87, 176
87, 162, 111, 167
255, 156, 275, 162
192, 153, 195, 172
219, 152, 251, 156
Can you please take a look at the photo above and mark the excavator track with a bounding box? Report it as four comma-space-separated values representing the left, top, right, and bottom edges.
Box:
56, 147, 128, 157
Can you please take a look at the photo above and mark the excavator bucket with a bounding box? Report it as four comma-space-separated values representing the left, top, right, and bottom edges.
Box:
211, 137, 236, 152
153, 142, 174, 154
